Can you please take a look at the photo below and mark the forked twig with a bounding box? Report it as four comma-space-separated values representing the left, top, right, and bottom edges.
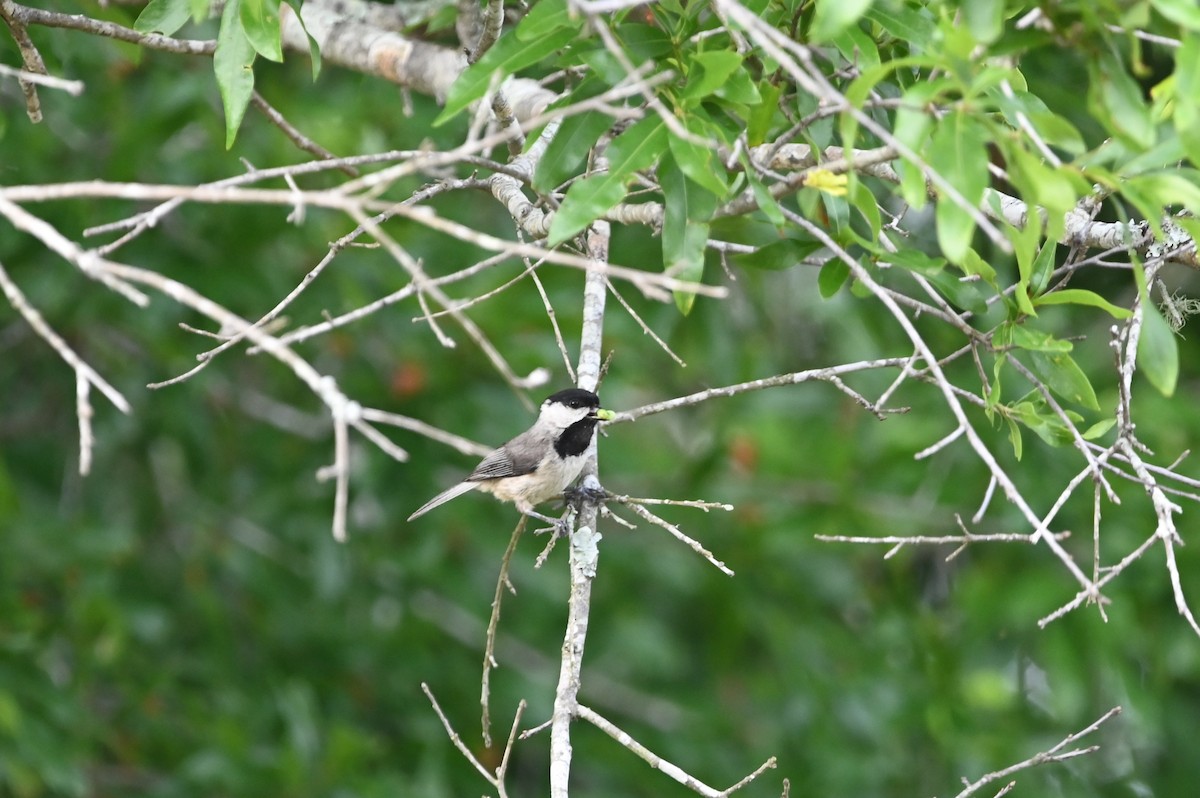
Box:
622, 501, 735, 576
952, 706, 1121, 798
482, 516, 526, 746
422, 682, 524, 798
578, 704, 776, 797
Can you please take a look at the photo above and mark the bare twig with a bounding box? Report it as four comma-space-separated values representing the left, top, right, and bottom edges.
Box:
8, 1, 215, 55
0, 63, 83, 95
2, 181, 725, 301
606, 358, 911, 423
604, 493, 734, 512
0, 259, 131, 477
817, 528, 1072, 559
621, 501, 735, 576
578, 705, 776, 797
784, 199, 1098, 597
251, 91, 356, 175
952, 706, 1121, 798
84, 260, 386, 540
360, 408, 491, 458
421, 682, 515, 798
0, 0, 49, 121
411, 590, 687, 731
605, 277, 687, 367
0, 195, 149, 306
482, 517, 526, 746
532, 269, 578, 384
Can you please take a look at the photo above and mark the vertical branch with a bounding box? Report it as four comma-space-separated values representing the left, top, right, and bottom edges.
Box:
549, 221, 610, 797
0, 0, 47, 122
576, 222, 609, 391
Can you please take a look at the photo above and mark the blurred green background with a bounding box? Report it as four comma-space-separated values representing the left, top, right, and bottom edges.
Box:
3, 6, 1200, 798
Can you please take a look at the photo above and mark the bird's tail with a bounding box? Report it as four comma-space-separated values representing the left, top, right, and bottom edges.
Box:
407, 481, 478, 521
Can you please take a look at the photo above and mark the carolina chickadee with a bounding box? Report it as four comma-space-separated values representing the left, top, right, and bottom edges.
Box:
408, 388, 614, 522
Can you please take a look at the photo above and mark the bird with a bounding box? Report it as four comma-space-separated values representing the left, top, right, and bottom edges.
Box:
408, 388, 614, 524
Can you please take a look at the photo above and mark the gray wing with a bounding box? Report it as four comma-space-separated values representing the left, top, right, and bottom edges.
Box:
467, 435, 542, 481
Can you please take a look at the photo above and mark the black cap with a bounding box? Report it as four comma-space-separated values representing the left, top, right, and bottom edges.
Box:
544, 388, 600, 409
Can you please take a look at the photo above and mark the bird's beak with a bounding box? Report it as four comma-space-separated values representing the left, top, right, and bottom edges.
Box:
594, 408, 615, 421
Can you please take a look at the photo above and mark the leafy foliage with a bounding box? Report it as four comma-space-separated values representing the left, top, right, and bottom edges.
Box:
4, 0, 1200, 796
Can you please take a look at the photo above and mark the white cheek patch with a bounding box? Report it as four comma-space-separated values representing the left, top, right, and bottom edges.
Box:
539, 403, 592, 430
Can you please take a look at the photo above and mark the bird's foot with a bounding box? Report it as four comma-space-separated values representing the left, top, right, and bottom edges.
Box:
563, 483, 608, 507
524, 507, 573, 537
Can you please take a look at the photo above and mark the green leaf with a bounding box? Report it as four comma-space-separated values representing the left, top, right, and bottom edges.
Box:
1010, 230, 1045, 317
930, 112, 989, 264
747, 82, 782, 147
1174, 34, 1200, 166
893, 81, 942, 153
1139, 297, 1180, 396
240, 0, 283, 62
281, 0, 320, 79
884, 249, 947, 274
886, 250, 987, 313
744, 167, 786, 228
135, 0, 191, 35
848, 178, 881, 240
580, 47, 628, 86
614, 22, 674, 63
989, 355, 1005, 410
960, 248, 997, 287
832, 24, 881, 71
1004, 323, 1074, 353
667, 122, 729, 197
1152, 0, 1200, 29
1088, 52, 1156, 150
734, 238, 823, 272
214, 0, 257, 149
435, 0, 580, 125
515, 0, 576, 40
1028, 240, 1056, 296
1118, 130, 1186, 176
532, 109, 611, 192
896, 161, 928, 209
1005, 146, 1081, 241
546, 176, 627, 247
1026, 110, 1087, 155
600, 116, 667, 181
1014, 284, 1038, 318
992, 89, 1087, 155
713, 67, 762, 107
1131, 260, 1179, 397
810, 0, 873, 43
865, 3, 934, 47
1006, 209, 1040, 290
818, 260, 851, 297
1033, 289, 1133, 319
682, 51, 744, 102
821, 193, 850, 239
660, 154, 717, 314
547, 117, 667, 246
1124, 171, 1200, 215
1082, 418, 1118, 441
1029, 350, 1100, 411
962, 0, 1003, 44
1005, 416, 1024, 460
1012, 400, 1077, 446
